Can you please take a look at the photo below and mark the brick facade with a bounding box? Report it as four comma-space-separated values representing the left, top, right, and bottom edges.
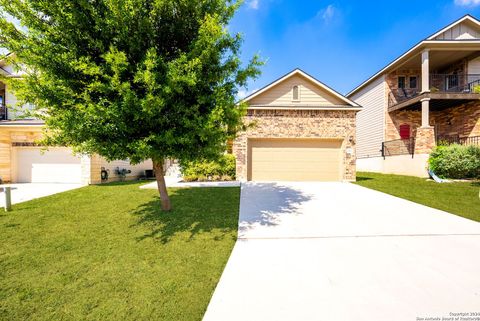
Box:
233, 109, 357, 181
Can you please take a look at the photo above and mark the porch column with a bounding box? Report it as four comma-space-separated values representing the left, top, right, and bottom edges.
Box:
416, 97, 435, 155
421, 49, 430, 93
421, 97, 430, 127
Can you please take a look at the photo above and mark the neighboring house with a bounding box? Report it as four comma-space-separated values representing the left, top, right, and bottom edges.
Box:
348, 15, 480, 177
0, 56, 152, 184
234, 69, 361, 182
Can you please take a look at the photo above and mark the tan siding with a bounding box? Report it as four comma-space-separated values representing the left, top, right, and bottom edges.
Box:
0, 126, 43, 182
249, 74, 346, 106
350, 75, 385, 158
434, 21, 480, 40
0, 130, 11, 182
468, 56, 480, 74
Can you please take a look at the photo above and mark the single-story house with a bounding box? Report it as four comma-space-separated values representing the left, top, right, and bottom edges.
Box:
233, 69, 362, 182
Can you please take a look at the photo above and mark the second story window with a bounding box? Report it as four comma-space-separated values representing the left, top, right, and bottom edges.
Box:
292, 85, 300, 101
398, 76, 406, 89
409, 76, 417, 89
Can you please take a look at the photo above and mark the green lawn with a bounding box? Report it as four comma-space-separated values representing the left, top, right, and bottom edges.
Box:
354, 172, 480, 222
0, 182, 240, 321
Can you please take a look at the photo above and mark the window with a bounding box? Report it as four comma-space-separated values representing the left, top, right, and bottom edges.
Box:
398, 76, 406, 89
409, 76, 417, 89
399, 124, 410, 140
292, 85, 300, 101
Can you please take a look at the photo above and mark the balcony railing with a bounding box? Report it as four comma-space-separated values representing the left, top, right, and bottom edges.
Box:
430, 73, 480, 93
436, 135, 480, 146
381, 138, 415, 158
0, 104, 7, 120
388, 73, 480, 107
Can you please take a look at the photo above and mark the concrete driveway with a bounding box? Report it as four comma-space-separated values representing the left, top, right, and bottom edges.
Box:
203, 182, 480, 321
0, 183, 83, 207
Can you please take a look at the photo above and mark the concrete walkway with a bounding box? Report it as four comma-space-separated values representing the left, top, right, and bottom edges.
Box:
0, 183, 83, 207
203, 182, 480, 321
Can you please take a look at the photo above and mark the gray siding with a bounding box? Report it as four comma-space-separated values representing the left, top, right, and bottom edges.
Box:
350, 76, 385, 158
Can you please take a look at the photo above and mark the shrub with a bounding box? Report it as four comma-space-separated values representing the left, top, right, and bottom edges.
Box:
473, 84, 480, 94
429, 144, 480, 179
180, 154, 236, 181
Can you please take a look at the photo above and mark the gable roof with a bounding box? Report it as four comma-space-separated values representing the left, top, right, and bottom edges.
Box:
426, 14, 480, 40
243, 68, 360, 108
347, 14, 480, 98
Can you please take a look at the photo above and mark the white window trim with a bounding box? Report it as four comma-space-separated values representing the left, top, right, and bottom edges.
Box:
292, 85, 301, 102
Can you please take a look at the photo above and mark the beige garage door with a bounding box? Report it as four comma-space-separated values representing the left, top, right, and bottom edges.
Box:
248, 139, 343, 181
15, 147, 83, 183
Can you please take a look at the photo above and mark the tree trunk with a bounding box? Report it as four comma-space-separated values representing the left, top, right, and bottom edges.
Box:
152, 159, 172, 211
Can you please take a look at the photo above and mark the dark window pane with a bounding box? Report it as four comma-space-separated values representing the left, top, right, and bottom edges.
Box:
398, 76, 405, 89
409, 76, 417, 89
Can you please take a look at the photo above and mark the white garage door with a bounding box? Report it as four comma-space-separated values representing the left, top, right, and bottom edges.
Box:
15, 147, 83, 183
248, 139, 343, 181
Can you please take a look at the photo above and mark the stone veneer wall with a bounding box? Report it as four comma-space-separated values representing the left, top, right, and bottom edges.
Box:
386, 101, 480, 141
386, 109, 422, 141
233, 109, 357, 181
432, 101, 480, 138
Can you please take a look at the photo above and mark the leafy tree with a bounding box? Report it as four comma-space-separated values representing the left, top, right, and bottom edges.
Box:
0, 0, 261, 210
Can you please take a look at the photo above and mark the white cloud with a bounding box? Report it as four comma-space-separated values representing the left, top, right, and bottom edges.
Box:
321, 4, 336, 22
454, 0, 480, 6
247, 0, 259, 9
237, 88, 259, 100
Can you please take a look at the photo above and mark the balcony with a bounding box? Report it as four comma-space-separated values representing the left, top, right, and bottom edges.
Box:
388, 73, 480, 112
0, 104, 7, 121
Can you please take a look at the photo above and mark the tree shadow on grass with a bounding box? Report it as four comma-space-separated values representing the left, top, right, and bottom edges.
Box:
470, 181, 480, 187
132, 187, 240, 244
95, 180, 146, 187
356, 176, 373, 182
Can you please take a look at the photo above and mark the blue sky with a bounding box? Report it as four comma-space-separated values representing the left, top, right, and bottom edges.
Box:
230, 0, 480, 97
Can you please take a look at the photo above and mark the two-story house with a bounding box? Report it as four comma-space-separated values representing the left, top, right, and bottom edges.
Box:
0, 54, 152, 184
348, 15, 480, 177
